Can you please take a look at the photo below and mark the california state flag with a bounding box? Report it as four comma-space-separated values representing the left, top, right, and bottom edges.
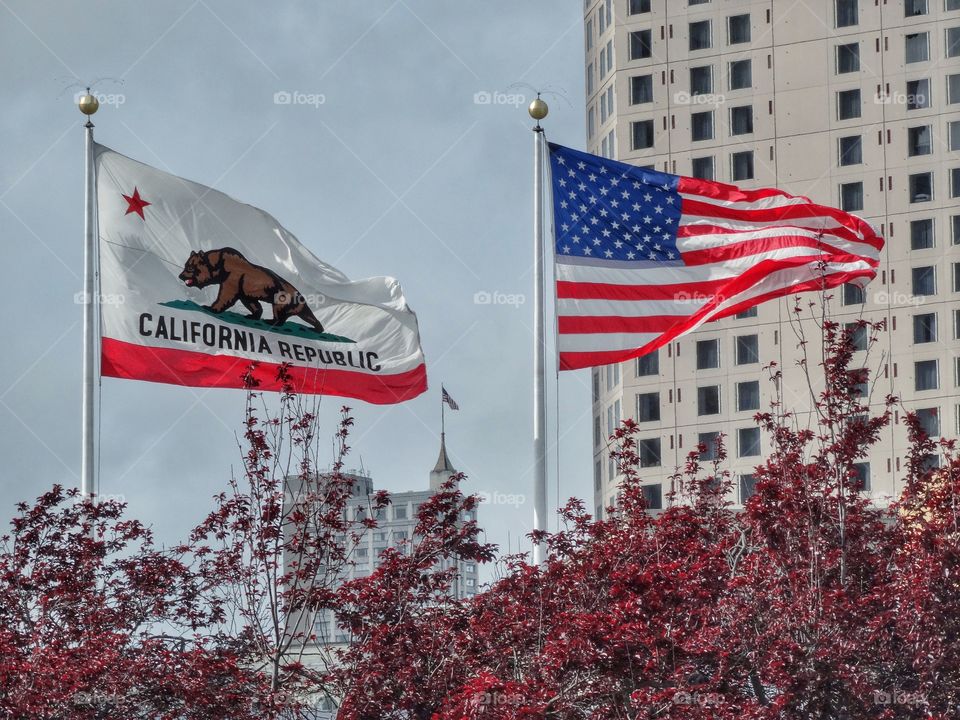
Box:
95, 143, 427, 404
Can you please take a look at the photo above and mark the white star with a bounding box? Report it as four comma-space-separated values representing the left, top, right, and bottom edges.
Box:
644, 193, 653, 202
649, 252, 656, 260
610, 177, 620, 186
582, 226, 590, 233
578, 182, 587, 192
593, 238, 602, 246
665, 196, 675, 205
577, 161, 586, 170
590, 217, 599, 225
654, 243, 662, 251
621, 212, 630, 221
561, 223, 570, 231
568, 168, 575, 177
614, 240, 623, 248
654, 205, 663, 214
662, 233, 671, 241
602, 229, 611, 237
579, 204, 588, 213
588, 173, 597, 182
583, 246, 592, 255
558, 178, 567, 187
633, 181, 642, 189
665, 218, 674, 225
631, 225, 641, 232
667, 251, 675, 259
568, 191, 576, 199
572, 235, 581, 243
571, 213, 579, 222
604, 249, 614, 258
621, 190, 630, 199
599, 166, 608, 174
627, 251, 636, 259
643, 216, 652, 224
588, 195, 598, 204
653, 226, 661, 233
632, 203, 641, 211
599, 208, 609, 217
643, 234, 652, 242
562, 245, 571, 253
599, 186, 609, 196
611, 221, 620, 229
661, 183, 670, 191
557, 156, 566, 165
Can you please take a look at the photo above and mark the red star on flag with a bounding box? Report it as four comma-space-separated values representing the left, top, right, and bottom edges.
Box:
122, 187, 151, 220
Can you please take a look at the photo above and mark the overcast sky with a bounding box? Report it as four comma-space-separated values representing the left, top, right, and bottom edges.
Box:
0, 1, 590, 569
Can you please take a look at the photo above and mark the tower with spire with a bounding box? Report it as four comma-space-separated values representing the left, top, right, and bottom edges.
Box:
430, 433, 457, 490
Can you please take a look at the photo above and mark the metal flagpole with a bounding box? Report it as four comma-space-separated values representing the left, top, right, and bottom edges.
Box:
79, 89, 99, 499
441, 385, 445, 437
529, 95, 548, 566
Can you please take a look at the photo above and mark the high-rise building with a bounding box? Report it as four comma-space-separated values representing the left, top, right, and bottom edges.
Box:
309, 434, 479, 647
584, 0, 960, 515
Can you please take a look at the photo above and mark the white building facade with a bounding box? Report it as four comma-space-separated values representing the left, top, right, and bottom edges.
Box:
584, 0, 960, 514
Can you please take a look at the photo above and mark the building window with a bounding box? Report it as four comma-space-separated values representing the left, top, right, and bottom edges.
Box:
843, 282, 865, 305
698, 385, 721, 415
738, 427, 761, 457
836, 0, 858, 27
915, 359, 939, 391
912, 265, 936, 295
952, 168, 960, 198
691, 156, 715, 180
954, 310, 960, 340
641, 484, 663, 509
837, 42, 860, 73
736, 306, 758, 319
917, 407, 940, 437
696, 338, 720, 369
740, 474, 757, 503
948, 27, 960, 57
950, 120, 960, 151
950, 73, 960, 104
906, 32, 930, 63
600, 84, 614, 123
730, 105, 754, 135
729, 59, 752, 90
852, 462, 871, 492
639, 438, 661, 467
689, 0, 710, 4
735, 334, 759, 365
630, 74, 653, 104
587, 106, 596, 138
699, 430, 721, 460
914, 313, 938, 343
585, 17, 594, 51
586, 62, 595, 96
689, 20, 712, 51
628, 0, 651, 13
907, 79, 931, 109
592, 370, 600, 403
911, 219, 935, 249
690, 65, 713, 95
631, 119, 654, 150
909, 172, 933, 203
839, 135, 862, 165
907, 125, 933, 156
637, 350, 659, 376
637, 392, 661, 422
905, 0, 928, 15
846, 321, 868, 351
692, 111, 714, 141
840, 181, 863, 211
731, 151, 754, 181
594, 415, 602, 446
737, 380, 760, 411
949, 0, 960, 11
837, 89, 861, 120
629, 29, 653, 60
728, 14, 750, 44
594, 460, 602, 490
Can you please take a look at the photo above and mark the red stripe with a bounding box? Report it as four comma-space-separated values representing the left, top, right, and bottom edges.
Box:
557, 277, 729, 301
677, 176, 812, 204
101, 337, 427, 405
558, 315, 683, 334
681, 239, 879, 267
677, 222, 865, 247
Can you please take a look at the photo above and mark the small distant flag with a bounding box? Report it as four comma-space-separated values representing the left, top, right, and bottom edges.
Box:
441, 386, 459, 410
547, 143, 883, 370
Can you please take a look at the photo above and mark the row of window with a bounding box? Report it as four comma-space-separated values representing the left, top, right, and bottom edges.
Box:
625, 22, 959, 63
635, 379, 761, 425
836, 168, 960, 212
621, 0, 960, 22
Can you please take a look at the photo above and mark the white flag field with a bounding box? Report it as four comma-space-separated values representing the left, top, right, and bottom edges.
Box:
95, 144, 427, 404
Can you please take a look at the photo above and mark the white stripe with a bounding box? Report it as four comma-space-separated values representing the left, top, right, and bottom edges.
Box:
557, 331, 659, 353
680, 190, 811, 212
679, 213, 859, 235
557, 245, 854, 286
557, 296, 708, 317
675, 226, 882, 262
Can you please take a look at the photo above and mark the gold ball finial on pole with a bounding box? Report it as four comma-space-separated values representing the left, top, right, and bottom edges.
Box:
528, 94, 548, 124
78, 88, 99, 117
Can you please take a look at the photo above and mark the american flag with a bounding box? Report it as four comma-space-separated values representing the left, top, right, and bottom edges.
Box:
548, 143, 883, 371
442, 386, 459, 410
